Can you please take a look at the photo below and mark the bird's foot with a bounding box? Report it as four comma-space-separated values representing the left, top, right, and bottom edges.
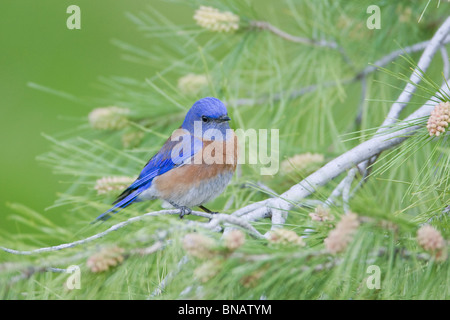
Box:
167, 201, 192, 219
178, 206, 192, 219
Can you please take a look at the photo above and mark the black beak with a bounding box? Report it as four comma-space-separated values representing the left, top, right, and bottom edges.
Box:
218, 115, 231, 122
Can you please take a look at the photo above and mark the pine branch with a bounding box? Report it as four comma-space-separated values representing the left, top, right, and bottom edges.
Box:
249, 20, 353, 66
236, 78, 449, 230
378, 17, 450, 131
354, 16, 450, 190
0, 210, 264, 255
230, 31, 450, 108
440, 46, 450, 83
249, 20, 341, 49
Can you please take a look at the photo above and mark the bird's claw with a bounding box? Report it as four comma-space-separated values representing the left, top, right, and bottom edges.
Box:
179, 206, 192, 219
208, 211, 218, 222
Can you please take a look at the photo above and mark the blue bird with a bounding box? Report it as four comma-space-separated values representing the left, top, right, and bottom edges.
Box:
95, 97, 238, 222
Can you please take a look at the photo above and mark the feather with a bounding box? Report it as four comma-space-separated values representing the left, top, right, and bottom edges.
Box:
93, 132, 202, 222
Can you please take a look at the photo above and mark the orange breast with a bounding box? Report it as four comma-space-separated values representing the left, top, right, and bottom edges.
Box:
154, 131, 238, 197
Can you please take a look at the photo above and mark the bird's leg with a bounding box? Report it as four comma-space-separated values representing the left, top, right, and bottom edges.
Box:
199, 205, 218, 215
168, 201, 192, 219
199, 205, 218, 222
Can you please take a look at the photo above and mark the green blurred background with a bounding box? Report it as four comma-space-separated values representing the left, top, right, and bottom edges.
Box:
0, 0, 187, 232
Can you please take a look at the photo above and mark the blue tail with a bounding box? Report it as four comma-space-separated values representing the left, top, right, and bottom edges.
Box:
91, 132, 191, 223
92, 188, 142, 223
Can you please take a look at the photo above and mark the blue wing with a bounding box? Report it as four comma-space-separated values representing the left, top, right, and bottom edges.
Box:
94, 132, 203, 222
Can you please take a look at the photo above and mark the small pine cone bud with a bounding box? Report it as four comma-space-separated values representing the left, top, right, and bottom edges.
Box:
94, 176, 136, 195
396, 5, 412, 23
86, 246, 125, 273
194, 6, 239, 33
194, 259, 222, 283
268, 229, 306, 247
121, 130, 144, 149
309, 205, 334, 222
88, 106, 130, 130
427, 102, 450, 137
324, 212, 360, 254
224, 230, 245, 251
417, 225, 447, 261
177, 73, 208, 96
182, 233, 216, 259
280, 153, 324, 174
240, 269, 266, 288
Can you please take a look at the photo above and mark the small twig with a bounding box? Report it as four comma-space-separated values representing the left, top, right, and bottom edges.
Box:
356, 35, 450, 78
250, 20, 340, 49
0, 210, 178, 255
240, 181, 278, 199
269, 209, 287, 232
426, 204, 450, 224
440, 46, 450, 84
223, 194, 235, 211
355, 75, 367, 127
149, 255, 189, 298
342, 168, 358, 212
249, 20, 353, 67
6, 265, 78, 286
205, 213, 265, 239
324, 176, 347, 207
324, 167, 358, 212
374, 247, 431, 262
444, 205, 450, 214
300, 247, 433, 273
129, 241, 164, 256
230, 78, 355, 107
231, 200, 269, 217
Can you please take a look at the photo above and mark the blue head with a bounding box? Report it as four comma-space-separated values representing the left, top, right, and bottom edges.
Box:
181, 97, 231, 139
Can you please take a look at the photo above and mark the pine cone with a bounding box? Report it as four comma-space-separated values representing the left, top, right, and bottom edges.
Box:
194, 6, 239, 33
87, 246, 125, 273
324, 212, 360, 254
427, 102, 450, 137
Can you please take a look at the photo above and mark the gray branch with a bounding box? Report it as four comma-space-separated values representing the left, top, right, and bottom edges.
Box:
0, 210, 264, 255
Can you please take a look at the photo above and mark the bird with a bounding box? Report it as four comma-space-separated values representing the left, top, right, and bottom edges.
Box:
94, 97, 238, 222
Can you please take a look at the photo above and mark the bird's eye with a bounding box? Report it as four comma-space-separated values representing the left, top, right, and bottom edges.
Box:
201, 116, 209, 123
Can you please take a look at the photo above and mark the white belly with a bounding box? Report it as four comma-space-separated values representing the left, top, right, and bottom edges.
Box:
138, 170, 234, 208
